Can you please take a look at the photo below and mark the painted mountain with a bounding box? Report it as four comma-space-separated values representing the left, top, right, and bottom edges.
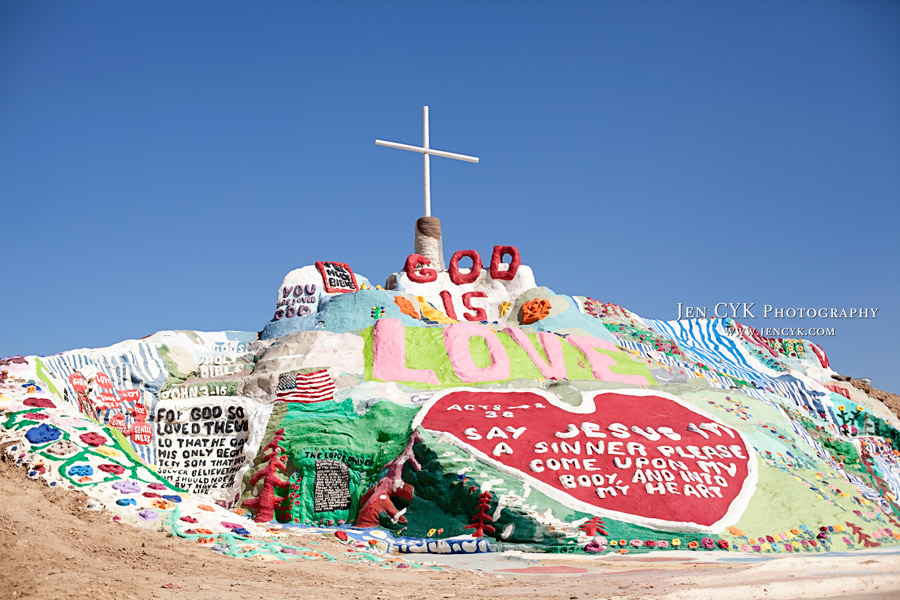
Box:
3, 249, 900, 557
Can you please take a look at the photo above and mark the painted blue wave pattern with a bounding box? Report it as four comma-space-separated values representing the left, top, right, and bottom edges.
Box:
41, 341, 168, 465
643, 318, 762, 380
644, 319, 837, 425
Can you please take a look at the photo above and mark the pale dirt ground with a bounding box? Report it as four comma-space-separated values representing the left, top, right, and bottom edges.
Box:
2, 453, 899, 600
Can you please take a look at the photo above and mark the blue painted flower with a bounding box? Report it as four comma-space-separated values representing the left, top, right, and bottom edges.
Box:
25, 424, 61, 445
68, 465, 94, 477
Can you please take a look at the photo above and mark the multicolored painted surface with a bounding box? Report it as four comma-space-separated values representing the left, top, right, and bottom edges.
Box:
3, 252, 900, 559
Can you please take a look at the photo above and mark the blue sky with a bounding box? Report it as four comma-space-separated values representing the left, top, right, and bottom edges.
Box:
1, 2, 898, 391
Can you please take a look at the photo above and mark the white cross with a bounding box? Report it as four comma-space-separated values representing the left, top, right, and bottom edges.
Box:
376, 106, 479, 218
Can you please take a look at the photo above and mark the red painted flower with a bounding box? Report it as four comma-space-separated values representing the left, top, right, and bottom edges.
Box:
24, 397, 55, 408
79, 432, 107, 446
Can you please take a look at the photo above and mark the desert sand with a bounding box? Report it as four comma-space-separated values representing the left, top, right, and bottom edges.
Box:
3, 454, 898, 600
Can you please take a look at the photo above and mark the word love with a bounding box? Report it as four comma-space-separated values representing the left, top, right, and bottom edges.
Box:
416, 389, 757, 532
371, 319, 650, 387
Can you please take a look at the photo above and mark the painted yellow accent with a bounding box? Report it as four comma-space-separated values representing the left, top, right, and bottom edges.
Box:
416, 296, 457, 323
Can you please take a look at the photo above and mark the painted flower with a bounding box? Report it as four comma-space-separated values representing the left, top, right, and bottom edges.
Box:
687, 541, 699, 549
79, 432, 107, 447
656, 540, 669, 548
740, 544, 751, 552
94, 446, 123, 459
717, 540, 729, 550
838, 405, 846, 412
671, 539, 681, 547
700, 537, 715, 550
111, 480, 140, 494
727, 526, 745, 537
630, 539, 643, 547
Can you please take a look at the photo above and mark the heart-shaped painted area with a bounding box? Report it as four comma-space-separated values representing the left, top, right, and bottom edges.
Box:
414, 389, 757, 532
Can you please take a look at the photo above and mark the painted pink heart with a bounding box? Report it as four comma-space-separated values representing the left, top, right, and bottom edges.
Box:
414, 389, 757, 532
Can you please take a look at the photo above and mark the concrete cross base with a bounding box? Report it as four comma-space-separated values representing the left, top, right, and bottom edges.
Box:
414, 216, 445, 271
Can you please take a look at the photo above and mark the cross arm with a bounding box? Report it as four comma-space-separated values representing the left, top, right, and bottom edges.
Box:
375, 140, 479, 163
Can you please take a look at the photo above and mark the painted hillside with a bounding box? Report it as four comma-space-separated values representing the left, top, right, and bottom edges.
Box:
3, 245, 900, 559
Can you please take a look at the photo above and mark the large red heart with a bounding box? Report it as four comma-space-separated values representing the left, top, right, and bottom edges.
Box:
413, 389, 757, 532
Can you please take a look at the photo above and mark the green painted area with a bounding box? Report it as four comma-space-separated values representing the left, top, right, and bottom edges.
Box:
157, 345, 186, 387
244, 399, 419, 526
735, 466, 843, 536
361, 325, 655, 389
165, 505, 338, 562
386, 430, 723, 552
3, 408, 178, 490
33, 358, 61, 399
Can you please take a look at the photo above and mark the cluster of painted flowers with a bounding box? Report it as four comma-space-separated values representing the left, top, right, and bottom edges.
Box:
723, 525, 886, 553
586, 536, 730, 554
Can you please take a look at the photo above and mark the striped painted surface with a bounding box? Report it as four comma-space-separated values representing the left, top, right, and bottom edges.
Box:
41, 342, 168, 465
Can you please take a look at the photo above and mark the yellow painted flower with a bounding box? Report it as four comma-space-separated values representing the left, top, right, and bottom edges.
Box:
671, 539, 681, 547
856, 405, 863, 411
838, 405, 846, 411
95, 446, 124, 459
499, 301, 512, 317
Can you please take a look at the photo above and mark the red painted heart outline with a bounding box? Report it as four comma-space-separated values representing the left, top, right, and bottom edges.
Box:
413, 388, 758, 533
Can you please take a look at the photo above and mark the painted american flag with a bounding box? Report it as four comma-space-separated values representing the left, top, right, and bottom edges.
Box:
276, 369, 335, 403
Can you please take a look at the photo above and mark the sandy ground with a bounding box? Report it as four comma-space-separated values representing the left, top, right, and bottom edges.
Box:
2, 453, 900, 600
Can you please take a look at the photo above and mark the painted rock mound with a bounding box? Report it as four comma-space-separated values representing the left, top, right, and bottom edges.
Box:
3, 247, 900, 557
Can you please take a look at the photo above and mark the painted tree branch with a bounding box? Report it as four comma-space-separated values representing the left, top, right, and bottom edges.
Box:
356, 430, 422, 527
242, 428, 290, 523
464, 490, 495, 538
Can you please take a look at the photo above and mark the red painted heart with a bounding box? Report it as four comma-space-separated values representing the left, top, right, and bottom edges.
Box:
414, 389, 757, 532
